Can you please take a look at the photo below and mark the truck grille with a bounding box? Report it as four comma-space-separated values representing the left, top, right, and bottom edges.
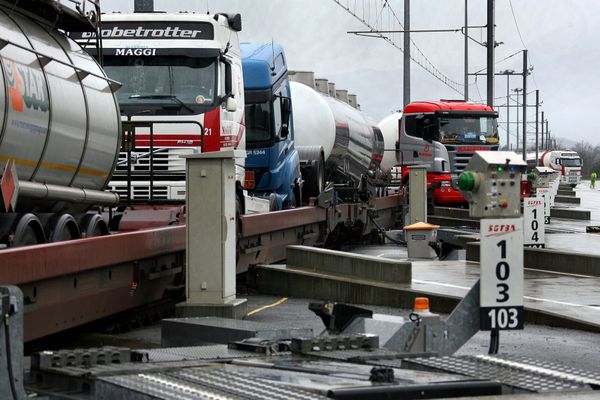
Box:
115, 148, 195, 173
108, 182, 186, 201
446, 146, 499, 173
451, 152, 474, 172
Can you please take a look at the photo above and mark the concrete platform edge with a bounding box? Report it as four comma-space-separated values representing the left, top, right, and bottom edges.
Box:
175, 298, 248, 319
255, 265, 600, 333
286, 245, 412, 283
465, 242, 600, 277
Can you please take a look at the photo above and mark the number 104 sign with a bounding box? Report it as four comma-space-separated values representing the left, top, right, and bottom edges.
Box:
524, 197, 545, 247
480, 218, 524, 330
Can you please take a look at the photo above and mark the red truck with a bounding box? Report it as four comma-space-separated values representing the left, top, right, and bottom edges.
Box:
379, 100, 499, 205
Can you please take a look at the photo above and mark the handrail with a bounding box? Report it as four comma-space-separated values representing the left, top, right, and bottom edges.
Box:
119, 119, 204, 204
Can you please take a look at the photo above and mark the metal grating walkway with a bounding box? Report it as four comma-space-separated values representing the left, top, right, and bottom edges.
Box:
98, 367, 325, 400
404, 354, 600, 392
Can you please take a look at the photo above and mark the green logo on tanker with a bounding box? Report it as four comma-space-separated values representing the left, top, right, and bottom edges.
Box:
3, 57, 49, 113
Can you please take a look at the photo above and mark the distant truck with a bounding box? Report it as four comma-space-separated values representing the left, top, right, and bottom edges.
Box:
241, 43, 302, 210
378, 100, 499, 205
528, 150, 582, 187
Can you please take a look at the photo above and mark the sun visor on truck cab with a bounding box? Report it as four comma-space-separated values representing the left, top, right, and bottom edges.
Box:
214, 13, 242, 32
85, 48, 222, 58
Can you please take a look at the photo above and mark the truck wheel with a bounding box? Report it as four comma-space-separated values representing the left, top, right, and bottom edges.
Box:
303, 154, 325, 203
12, 214, 45, 247
48, 214, 81, 242
80, 214, 109, 238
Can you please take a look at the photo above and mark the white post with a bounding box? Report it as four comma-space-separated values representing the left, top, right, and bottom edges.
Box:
177, 149, 247, 318
409, 165, 428, 224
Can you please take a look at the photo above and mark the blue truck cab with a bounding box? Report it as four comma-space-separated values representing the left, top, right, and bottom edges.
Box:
241, 42, 301, 210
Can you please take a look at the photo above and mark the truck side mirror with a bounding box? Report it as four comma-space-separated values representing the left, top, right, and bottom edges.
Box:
281, 97, 291, 124
280, 97, 291, 138
226, 96, 237, 112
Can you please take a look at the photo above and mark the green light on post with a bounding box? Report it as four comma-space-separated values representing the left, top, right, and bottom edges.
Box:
497, 166, 504, 172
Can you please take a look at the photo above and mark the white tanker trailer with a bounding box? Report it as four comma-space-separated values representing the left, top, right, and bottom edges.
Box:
378, 112, 403, 181
288, 73, 385, 200
0, 0, 122, 246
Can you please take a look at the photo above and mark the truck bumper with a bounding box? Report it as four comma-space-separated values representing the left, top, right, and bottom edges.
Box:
433, 186, 466, 204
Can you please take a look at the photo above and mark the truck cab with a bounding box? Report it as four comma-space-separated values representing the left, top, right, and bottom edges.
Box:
380, 100, 499, 205
76, 12, 245, 202
241, 43, 301, 210
540, 150, 582, 187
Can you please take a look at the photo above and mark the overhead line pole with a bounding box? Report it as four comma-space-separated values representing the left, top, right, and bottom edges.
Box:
522, 49, 528, 160
464, 0, 469, 101
403, 0, 410, 108
541, 111, 545, 150
546, 119, 550, 150
498, 70, 514, 150
535, 90, 539, 165
513, 88, 522, 151
506, 75, 510, 149
486, 0, 495, 106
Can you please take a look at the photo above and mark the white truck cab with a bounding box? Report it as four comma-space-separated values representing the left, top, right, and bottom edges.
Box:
538, 150, 582, 187
77, 11, 245, 202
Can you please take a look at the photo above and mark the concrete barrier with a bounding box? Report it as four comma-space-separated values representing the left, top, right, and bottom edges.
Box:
466, 241, 600, 277
551, 208, 591, 220
286, 245, 411, 283
558, 189, 576, 196
554, 195, 581, 205
437, 206, 590, 221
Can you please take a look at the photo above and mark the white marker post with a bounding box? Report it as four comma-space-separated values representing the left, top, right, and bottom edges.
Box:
536, 187, 551, 224
523, 197, 545, 248
550, 175, 559, 206
480, 218, 524, 331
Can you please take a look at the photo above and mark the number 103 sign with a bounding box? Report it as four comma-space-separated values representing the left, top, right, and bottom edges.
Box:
480, 218, 524, 331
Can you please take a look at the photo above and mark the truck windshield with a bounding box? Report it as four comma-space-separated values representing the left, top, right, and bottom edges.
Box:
104, 56, 216, 109
562, 158, 582, 167
438, 116, 499, 145
245, 102, 272, 144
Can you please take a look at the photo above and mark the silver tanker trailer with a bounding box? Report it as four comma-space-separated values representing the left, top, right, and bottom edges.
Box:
0, 0, 121, 247
288, 72, 386, 201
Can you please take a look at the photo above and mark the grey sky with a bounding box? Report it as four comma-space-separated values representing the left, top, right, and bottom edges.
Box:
101, 0, 600, 147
